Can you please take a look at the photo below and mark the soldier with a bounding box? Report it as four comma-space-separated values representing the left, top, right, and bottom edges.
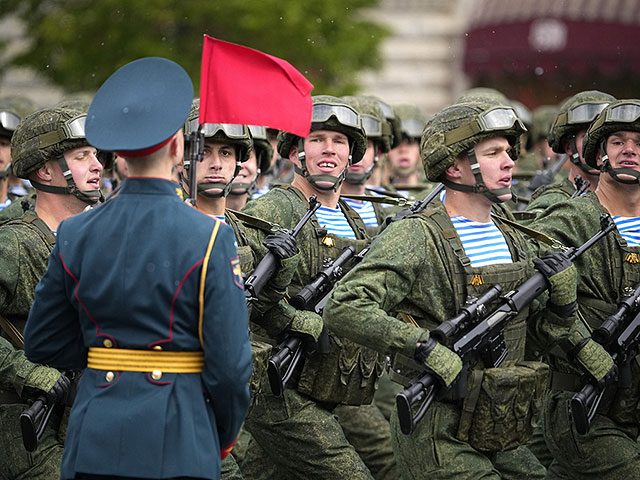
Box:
385, 104, 428, 196
527, 99, 640, 480
324, 100, 613, 479
241, 95, 397, 479
524, 91, 615, 220
0, 103, 20, 212
23, 57, 252, 480
0, 104, 105, 479
340, 95, 395, 228
227, 125, 274, 211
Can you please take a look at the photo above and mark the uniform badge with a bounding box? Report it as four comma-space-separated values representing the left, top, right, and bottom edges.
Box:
321, 236, 335, 247
230, 256, 244, 288
470, 274, 484, 287
625, 253, 640, 264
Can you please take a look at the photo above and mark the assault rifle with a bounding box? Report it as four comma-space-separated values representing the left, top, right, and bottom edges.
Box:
244, 195, 321, 303
20, 371, 79, 452
267, 184, 445, 396
570, 175, 590, 199
571, 282, 640, 434
528, 154, 569, 194
397, 214, 615, 435
185, 126, 204, 207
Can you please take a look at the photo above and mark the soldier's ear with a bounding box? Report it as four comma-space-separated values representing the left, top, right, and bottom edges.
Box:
289, 144, 301, 167
33, 160, 56, 182
445, 155, 464, 179
169, 132, 184, 166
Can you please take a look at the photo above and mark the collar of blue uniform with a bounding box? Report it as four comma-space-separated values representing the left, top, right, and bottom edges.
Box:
118, 177, 184, 197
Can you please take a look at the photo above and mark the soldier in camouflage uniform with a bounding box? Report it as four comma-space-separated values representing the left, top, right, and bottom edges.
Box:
241, 95, 397, 480
0, 105, 106, 479
0, 102, 21, 213
524, 91, 616, 221
527, 99, 640, 480
324, 100, 613, 480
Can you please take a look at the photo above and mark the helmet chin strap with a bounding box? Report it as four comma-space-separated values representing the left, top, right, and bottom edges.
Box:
345, 146, 379, 185
30, 155, 103, 206
0, 162, 11, 181
569, 136, 599, 176
442, 148, 513, 204
229, 168, 260, 196
195, 156, 243, 199
599, 141, 640, 185
294, 138, 351, 192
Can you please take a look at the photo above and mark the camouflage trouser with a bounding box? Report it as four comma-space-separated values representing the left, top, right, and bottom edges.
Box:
390, 402, 545, 480
244, 388, 397, 480
221, 454, 244, 480
542, 390, 640, 480
0, 404, 63, 480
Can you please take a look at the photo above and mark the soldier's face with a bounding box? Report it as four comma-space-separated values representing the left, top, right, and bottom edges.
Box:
455, 136, 514, 203
63, 146, 103, 191
387, 138, 420, 175
601, 131, 640, 182
348, 139, 376, 177
291, 130, 350, 189
198, 140, 237, 193
0, 136, 10, 172
231, 151, 258, 193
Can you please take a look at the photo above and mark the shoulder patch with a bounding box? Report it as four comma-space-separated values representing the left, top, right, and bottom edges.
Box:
230, 256, 244, 288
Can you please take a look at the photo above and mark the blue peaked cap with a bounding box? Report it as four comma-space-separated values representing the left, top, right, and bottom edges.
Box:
86, 57, 194, 152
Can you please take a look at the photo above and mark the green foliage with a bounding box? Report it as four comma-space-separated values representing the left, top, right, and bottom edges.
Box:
0, 0, 387, 96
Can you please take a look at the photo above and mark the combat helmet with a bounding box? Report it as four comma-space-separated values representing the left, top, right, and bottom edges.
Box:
228, 125, 274, 196
0, 100, 21, 181
362, 95, 401, 149
583, 99, 640, 184
11, 105, 105, 205
184, 98, 253, 198
342, 95, 392, 185
277, 95, 367, 192
455, 87, 509, 106
548, 90, 615, 175
421, 101, 526, 203
393, 104, 428, 143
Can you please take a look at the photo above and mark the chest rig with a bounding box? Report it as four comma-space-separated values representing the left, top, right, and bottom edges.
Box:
391, 207, 536, 390
280, 186, 386, 406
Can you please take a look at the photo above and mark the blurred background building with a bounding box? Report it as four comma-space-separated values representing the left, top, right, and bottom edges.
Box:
2, 0, 640, 115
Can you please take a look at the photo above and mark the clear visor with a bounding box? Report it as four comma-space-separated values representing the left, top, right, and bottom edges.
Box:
607, 103, 640, 123
401, 118, 425, 138
189, 118, 247, 138
311, 103, 360, 128
0, 111, 20, 132
479, 107, 524, 131
361, 115, 382, 137
567, 102, 609, 124
377, 100, 394, 119
248, 125, 267, 140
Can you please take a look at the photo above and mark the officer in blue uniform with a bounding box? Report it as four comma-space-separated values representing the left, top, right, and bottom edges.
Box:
23, 57, 252, 480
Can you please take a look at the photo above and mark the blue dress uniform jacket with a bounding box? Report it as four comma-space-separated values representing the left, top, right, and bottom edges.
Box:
24, 178, 252, 480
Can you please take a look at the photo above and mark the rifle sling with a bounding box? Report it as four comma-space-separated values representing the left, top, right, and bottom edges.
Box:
226, 209, 283, 234
340, 194, 408, 206
491, 213, 566, 250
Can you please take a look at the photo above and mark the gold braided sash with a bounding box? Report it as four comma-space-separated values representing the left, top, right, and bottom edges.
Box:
87, 347, 204, 373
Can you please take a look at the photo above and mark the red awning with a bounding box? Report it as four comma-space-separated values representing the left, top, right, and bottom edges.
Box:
463, 0, 640, 77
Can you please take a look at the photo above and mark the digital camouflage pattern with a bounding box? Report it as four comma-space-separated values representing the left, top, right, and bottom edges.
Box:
522, 177, 575, 223
454, 87, 509, 106
529, 105, 558, 145
547, 91, 616, 154
11, 107, 90, 179
241, 185, 396, 479
342, 95, 393, 153
0, 212, 65, 479
323, 200, 580, 479
528, 192, 640, 479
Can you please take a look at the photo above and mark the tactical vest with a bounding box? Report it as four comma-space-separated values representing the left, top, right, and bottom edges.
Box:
389, 206, 536, 389
278, 186, 386, 406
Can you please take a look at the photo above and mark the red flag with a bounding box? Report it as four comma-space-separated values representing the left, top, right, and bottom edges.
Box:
199, 36, 313, 137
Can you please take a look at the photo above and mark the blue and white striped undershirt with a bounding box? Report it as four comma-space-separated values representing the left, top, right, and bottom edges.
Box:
315, 205, 356, 239
342, 197, 379, 227
0, 197, 11, 211
613, 216, 640, 246
450, 215, 513, 267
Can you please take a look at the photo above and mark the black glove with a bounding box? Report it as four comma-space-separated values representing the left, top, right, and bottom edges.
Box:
46, 374, 71, 404
263, 232, 299, 261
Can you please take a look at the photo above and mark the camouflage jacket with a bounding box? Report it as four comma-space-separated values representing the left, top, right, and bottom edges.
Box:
528, 192, 640, 426
242, 184, 385, 405
523, 176, 574, 222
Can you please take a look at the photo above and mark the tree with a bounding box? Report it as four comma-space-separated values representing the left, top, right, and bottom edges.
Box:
0, 0, 387, 96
